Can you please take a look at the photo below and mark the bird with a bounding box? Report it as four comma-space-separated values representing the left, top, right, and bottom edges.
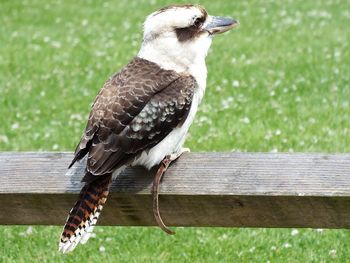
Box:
59, 4, 238, 253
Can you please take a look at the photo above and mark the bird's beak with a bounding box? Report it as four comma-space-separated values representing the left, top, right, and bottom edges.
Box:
203, 16, 239, 35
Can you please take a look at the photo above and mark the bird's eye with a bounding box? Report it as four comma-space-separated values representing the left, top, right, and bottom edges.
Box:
193, 17, 203, 27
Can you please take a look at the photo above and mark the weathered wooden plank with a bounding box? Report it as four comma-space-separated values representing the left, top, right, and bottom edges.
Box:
1, 152, 350, 228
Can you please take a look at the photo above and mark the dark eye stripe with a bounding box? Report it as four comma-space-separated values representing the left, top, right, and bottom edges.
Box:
175, 24, 206, 42
175, 15, 208, 42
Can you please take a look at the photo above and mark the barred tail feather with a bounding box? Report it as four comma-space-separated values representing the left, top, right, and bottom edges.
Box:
59, 173, 112, 253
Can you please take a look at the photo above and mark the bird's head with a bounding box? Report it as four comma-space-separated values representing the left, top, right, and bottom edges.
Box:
138, 4, 239, 72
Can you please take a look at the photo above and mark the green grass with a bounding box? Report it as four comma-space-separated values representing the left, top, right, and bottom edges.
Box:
1, 0, 350, 262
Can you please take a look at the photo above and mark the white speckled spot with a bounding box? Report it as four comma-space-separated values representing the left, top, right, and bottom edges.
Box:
131, 123, 142, 132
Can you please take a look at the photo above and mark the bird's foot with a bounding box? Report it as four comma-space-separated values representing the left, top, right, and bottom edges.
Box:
152, 155, 176, 235
169, 147, 190, 161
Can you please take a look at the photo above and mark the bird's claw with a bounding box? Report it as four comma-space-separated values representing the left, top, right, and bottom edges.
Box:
168, 147, 191, 161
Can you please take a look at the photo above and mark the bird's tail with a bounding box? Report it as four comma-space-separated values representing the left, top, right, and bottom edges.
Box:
59, 173, 112, 253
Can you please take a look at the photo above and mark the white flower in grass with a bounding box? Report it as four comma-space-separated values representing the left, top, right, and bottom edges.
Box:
291, 229, 299, 236
52, 144, 59, 150
283, 243, 292, 248
11, 123, 19, 130
26, 226, 33, 235
81, 19, 89, 27
99, 246, 106, 253
0, 135, 9, 144
232, 80, 240, 88
51, 41, 61, 49
329, 249, 337, 257
249, 246, 255, 253
240, 117, 250, 124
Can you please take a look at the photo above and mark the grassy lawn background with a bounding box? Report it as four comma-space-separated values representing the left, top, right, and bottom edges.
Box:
1, 0, 350, 262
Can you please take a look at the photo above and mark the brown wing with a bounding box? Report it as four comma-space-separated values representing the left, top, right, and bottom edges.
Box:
69, 57, 196, 182
122, 76, 195, 154
85, 75, 196, 179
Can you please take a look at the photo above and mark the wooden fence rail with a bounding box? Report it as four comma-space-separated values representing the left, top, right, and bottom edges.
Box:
1, 152, 350, 229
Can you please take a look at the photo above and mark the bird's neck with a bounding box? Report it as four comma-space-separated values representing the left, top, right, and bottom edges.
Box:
137, 37, 210, 97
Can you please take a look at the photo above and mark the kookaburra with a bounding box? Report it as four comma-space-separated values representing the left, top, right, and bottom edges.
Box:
59, 4, 238, 253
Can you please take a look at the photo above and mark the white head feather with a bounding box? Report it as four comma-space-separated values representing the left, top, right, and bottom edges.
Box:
138, 5, 212, 75
142, 5, 207, 41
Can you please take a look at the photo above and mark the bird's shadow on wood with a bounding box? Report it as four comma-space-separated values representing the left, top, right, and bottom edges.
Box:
67, 157, 156, 193
68, 155, 182, 193
114, 158, 181, 193
112, 166, 156, 193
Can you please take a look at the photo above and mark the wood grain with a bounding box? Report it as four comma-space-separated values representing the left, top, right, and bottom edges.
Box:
1, 152, 350, 228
